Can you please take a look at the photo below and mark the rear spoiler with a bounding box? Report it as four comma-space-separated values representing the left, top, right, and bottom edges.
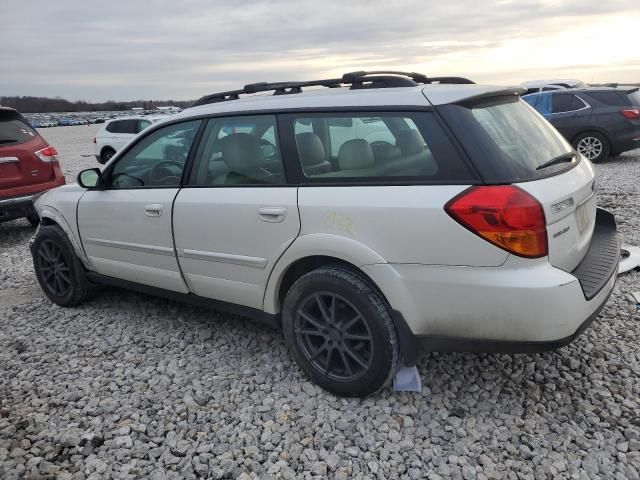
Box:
455, 87, 527, 106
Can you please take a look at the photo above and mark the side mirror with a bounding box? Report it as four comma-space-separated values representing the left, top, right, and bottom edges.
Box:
77, 168, 101, 189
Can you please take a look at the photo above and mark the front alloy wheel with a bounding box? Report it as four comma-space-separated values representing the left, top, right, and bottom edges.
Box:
37, 239, 72, 297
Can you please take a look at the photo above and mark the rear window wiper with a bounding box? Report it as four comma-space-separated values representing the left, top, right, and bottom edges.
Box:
536, 152, 577, 171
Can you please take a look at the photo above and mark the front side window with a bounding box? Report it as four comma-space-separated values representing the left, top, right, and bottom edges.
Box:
289, 112, 474, 181
106, 120, 200, 188
189, 115, 284, 186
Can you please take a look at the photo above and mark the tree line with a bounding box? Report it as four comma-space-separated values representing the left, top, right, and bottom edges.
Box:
0, 96, 193, 113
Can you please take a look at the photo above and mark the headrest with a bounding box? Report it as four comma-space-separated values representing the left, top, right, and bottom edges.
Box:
396, 129, 426, 155
338, 139, 375, 170
220, 133, 263, 171
296, 132, 326, 166
370, 142, 402, 162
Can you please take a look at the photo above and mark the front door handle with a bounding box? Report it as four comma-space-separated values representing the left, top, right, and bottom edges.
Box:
258, 206, 287, 223
144, 204, 163, 217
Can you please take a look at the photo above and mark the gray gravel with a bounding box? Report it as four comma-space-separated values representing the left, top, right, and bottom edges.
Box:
1, 126, 640, 479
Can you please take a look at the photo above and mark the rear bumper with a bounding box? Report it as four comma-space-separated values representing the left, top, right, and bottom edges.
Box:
610, 128, 640, 154
0, 174, 66, 222
363, 208, 619, 359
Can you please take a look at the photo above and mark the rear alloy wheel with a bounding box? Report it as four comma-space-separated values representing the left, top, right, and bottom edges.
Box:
573, 132, 610, 163
32, 225, 94, 307
283, 266, 399, 397
100, 148, 115, 164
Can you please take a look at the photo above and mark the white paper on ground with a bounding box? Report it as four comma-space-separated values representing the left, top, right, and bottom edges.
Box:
618, 246, 640, 275
393, 365, 422, 392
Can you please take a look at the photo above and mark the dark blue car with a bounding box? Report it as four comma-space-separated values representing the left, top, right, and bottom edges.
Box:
523, 87, 640, 162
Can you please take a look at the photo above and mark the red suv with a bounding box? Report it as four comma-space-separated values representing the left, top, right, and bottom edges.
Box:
0, 107, 66, 226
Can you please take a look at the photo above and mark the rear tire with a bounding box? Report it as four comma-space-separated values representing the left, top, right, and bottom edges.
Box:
100, 147, 115, 164
31, 225, 94, 307
282, 266, 399, 397
573, 131, 610, 163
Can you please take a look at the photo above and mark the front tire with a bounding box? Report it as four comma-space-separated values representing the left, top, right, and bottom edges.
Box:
573, 131, 610, 163
31, 225, 94, 307
282, 266, 399, 397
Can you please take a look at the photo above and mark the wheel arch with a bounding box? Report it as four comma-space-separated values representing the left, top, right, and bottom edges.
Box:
37, 205, 92, 270
571, 128, 612, 147
263, 233, 388, 315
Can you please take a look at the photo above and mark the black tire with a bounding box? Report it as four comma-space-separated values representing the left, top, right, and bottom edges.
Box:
573, 131, 610, 163
26, 213, 40, 228
282, 265, 399, 397
31, 224, 94, 307
100, 147, 115, 164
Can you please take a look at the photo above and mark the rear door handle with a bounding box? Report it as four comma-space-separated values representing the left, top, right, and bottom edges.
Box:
144, 204, 163, 217
258, 206, 287, 223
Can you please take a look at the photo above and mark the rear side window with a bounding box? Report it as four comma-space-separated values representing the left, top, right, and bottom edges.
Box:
438, 96, 575, 183
138, 120, 152, 132
285, 112, 474, 182
106, 119, 139, 134
0, 119, 38, 145
551, 94, 586, 113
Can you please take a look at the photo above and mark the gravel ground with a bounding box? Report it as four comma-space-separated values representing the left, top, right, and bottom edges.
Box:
1, 126, 640, 479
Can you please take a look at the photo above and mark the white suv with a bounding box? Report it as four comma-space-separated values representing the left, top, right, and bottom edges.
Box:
94, 116, 163, 164
30, 71, 620, 396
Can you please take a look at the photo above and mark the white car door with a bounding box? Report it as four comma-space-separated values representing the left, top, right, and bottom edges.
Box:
173, 115, 300, 310
77, 119, 202, 292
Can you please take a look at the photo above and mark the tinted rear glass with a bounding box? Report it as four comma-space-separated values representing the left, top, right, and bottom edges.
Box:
552, 94, 584, 113
588, 91, 628, 106
627, 90, 640, 106
438, 96, 576, 183
0, 119, 39, 146
107, 119, 139, 134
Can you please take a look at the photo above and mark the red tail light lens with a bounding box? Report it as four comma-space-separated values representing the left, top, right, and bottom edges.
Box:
445, 186, 548, 258
34, 145, 58, 163
621, 108, 640, 119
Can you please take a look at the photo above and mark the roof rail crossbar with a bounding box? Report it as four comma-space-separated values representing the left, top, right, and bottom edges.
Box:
189, 71, 476, 107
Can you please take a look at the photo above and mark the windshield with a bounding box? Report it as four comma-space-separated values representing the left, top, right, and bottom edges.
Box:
438, 96, 576, 183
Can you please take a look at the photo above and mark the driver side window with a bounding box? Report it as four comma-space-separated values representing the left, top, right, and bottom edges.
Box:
107, 120, 201, 189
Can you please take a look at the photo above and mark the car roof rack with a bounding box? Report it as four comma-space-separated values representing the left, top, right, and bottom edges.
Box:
190, 71, 475, 107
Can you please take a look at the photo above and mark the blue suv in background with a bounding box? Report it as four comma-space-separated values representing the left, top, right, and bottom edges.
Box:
523, 87, 640, 162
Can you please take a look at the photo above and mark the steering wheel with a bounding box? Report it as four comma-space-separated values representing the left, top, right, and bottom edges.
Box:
148, 160, 183, 186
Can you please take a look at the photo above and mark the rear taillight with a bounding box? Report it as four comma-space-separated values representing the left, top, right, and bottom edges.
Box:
445, 186, 548, 258
34, 145, 58, 163
620, 108, 640, 119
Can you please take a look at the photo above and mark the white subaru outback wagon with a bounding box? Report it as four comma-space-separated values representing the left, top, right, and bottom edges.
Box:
30, 71, 620, 397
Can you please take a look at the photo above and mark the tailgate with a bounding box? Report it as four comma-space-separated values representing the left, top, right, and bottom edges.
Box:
518, 158, 597, 272
0, 135, 52, 190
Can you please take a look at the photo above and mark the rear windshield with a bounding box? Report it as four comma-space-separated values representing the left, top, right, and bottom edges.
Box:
438, 96, 576, 183
0, 119, 39, 146
627, 90, 640, 107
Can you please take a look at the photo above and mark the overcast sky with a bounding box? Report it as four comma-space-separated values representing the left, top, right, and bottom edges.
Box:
2, 0, 639, 101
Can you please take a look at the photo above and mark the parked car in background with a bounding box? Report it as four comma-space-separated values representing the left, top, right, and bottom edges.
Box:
522, 79, 588, 96
30, 72, 619, 396
94, 116, 164, 163
0, 107, 65, 226
523, 87, 640, 162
